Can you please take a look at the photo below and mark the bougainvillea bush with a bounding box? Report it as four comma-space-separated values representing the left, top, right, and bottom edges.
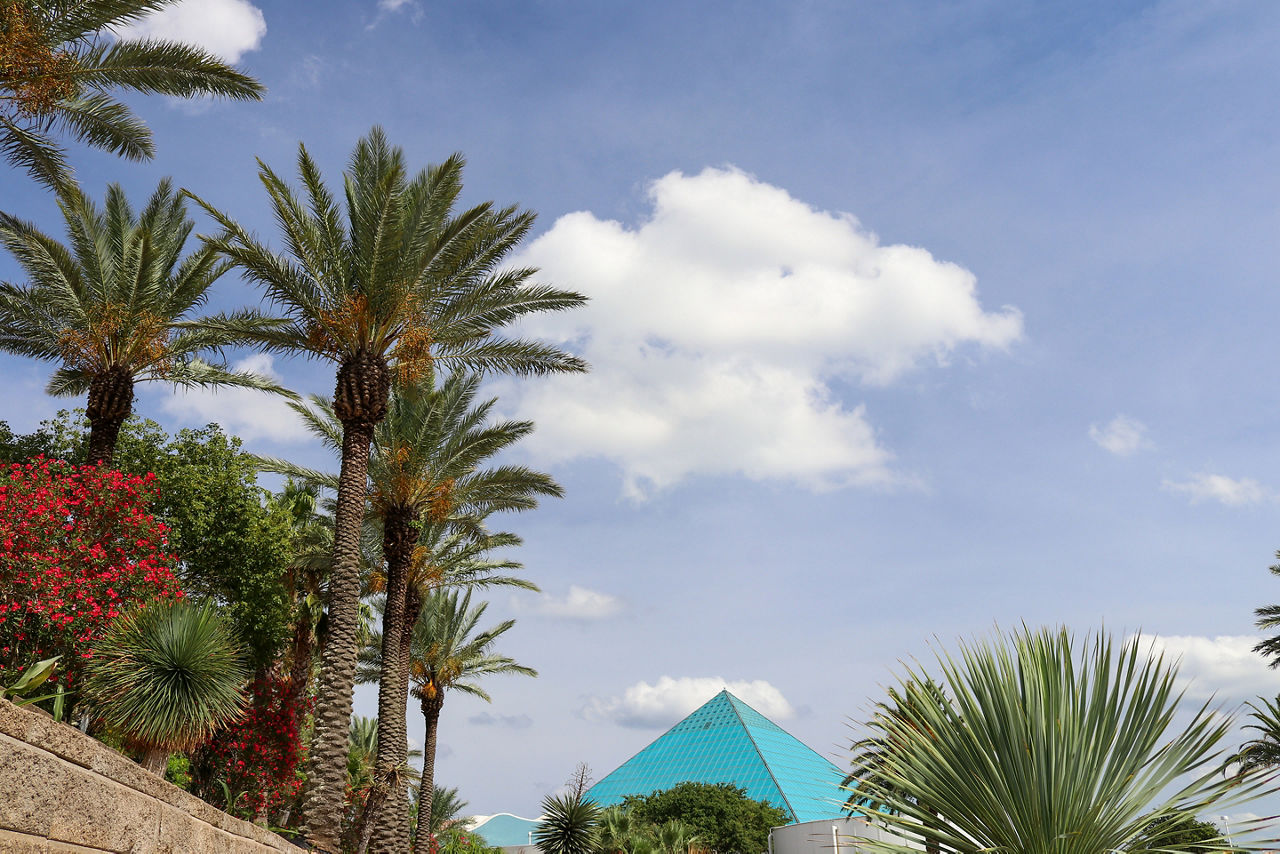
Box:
0, 457, 182, 692
190, 672, 308, 822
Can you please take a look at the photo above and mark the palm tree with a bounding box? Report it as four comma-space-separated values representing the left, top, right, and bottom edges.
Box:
1252, 556, 1280, 666
0, 179, 284, 465
259, 374, 556, 852
191, 127, 586, 851
412, 784, 468, 845
846, 627, 1279, 854
1, 0, 263, 189
1235, 695, 1280, 772
362, 589, 535, 841
81, 598, 249, 774
534, 793, 601, 854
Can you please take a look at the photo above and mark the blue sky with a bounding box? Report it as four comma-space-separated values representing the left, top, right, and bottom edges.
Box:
5, 0, 1280, 821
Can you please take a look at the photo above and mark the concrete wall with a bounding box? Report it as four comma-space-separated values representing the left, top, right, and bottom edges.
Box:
0, 696, 306, 853
770, 817, 922, 854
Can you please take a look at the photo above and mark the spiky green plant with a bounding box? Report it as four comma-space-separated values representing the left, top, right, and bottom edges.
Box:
0, 179, 286, 464
189, 127, 587, 852
846, 626, 1279, 854
534, 793, 601, 854
0, 0, 263, 189
82, 598, 248, 774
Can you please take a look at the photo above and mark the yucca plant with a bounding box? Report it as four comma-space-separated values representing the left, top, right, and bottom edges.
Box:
846, 626, 1279, 854
534, 793, 601, 854
82, 598, 248, 775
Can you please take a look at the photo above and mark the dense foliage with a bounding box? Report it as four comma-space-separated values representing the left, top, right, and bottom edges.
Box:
0, 456, 182, 693
0, 414, 294, 666
622, 783, 787, 854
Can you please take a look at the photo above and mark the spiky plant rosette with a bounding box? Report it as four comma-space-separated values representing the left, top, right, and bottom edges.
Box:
846, 626, 1280, 854
83, 598, 248, 753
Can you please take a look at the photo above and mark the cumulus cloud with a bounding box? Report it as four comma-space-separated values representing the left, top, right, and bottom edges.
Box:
582, 676, 795, 729
497, 167, 1022, 498
1089, 415, 1150, 456
156, 354, 309, 443
522, 586, 624, 620
1141, 635, 1280, 701
1163, 473, 1271, 506
116, 0, 266, 63
469, 712, 533, 729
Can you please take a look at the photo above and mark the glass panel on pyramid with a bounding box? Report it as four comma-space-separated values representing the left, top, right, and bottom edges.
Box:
584, 689, 848, 823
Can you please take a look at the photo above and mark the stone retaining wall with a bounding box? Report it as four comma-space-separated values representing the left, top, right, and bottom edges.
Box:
0, 696, 307, 853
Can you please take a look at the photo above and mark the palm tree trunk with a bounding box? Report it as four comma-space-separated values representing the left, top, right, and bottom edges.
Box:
419, 690, 444, 842
85, 367, 134, 466
367, 505, 416, 854
142, 746, 168, 776
299, 418, 377, 853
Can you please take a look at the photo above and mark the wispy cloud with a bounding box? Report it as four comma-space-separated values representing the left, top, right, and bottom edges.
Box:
497, 166, 1021, 499
1163, 473, 1271, 506
1089, 414, 1150, 456
155, 354, 308, 444
582, 676, 795, 729
520, 586, 624, 620
469, 712, 533, 729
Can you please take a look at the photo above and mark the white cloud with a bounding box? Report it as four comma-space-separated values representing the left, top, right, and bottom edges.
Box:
378, 0, 415, 10
498, 166, 1022, 498
156, 354, 309, 443
1163, 473, 1271, 506
1141, 635, 1280, 702
116, 0, 267, 63
582, 676, 795, 729
1089, 414, 1150, 456
523, 585, 624, 620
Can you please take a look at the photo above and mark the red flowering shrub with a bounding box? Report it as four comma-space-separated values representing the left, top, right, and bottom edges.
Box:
0, 457, 182, 688
191, 672, 308, 820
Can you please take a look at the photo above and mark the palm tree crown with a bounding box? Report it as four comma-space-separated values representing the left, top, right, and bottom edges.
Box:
0, 179, 283, 464
1, 0, 264, 188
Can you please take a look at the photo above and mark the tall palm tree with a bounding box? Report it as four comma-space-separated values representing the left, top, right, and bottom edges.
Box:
0, 179, 283, 465
259, 374, 556, 852
363, 589, 535, 840
846, 627, 1280, 854
1252, 556, 1280, 666
1, 0, 264, 189
192, 126, 588, 851
81, 598, 249, 774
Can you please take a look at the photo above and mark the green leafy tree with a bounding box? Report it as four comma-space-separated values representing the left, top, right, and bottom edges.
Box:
0, 180, 283, 465
0, 0, 263, 189
534, 793, 601, 854
623, 783, 787, 854
82, 598, 249, 774
258, 373, 555, 850
1130, 814, 1223, 854
847, 626, 1278, 854
190, 126, 587, 851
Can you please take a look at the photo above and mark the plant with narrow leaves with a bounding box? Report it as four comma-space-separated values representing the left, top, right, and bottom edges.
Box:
0, 0, 263, 189
846, 626, 1280, 854
0, 181, 286, 464
190, 126, 587, 852
82, 598, 248, 774
1234, 694, 1280, 773
534, 793, 600, 854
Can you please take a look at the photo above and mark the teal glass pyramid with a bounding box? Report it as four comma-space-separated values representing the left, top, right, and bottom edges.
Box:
584, 689, 847, 823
